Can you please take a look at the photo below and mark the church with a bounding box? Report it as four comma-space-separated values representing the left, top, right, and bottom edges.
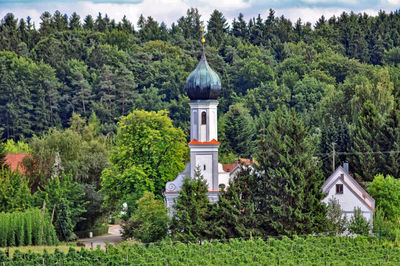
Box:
164, 34, 235, 209
164, 35, 375, 226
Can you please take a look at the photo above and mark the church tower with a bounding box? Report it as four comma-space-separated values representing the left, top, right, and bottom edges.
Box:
165, 28, 227, 207
185, 30, 221, 193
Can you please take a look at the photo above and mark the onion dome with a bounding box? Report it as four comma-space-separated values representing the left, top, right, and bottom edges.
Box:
186, 44, 221, 100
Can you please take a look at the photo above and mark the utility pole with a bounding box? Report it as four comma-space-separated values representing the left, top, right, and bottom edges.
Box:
332, 142, 336, 172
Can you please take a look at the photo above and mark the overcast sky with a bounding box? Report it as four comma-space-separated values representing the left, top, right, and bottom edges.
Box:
0, 0, 399, 28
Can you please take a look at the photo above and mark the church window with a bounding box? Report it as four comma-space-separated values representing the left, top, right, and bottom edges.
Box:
201, 111, 206, 125
336, 184, 343, 194
203, 165, 206, 170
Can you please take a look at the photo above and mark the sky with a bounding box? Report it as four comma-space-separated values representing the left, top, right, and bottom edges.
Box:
0, 0, 399, 28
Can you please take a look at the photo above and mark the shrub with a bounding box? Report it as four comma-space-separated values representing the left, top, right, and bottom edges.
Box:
348, 207, 371, 235
122, 191, 169, 243
325, 197, 347, 235
368, 174, 400, 223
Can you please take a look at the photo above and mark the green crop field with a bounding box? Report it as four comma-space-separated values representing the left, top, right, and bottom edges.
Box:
0, 236, 399, 265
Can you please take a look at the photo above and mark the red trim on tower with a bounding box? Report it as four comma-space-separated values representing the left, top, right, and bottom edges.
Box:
188, 138, 220, 145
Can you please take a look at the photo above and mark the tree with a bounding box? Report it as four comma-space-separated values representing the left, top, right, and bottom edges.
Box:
350, 101, 384, 181
256, 107, 326, 235
101, 110, 187, 215
0, 168, 33, 212
211, 166, 260, 239
348, 207, 371, 235
122, 191, 169, 243
170, 168, 211, 242
0, 142, 6, 168
380, 101, 400, 178
222, 103, 254, 157
368, 174, 400, 223
325, 197, 347, 235
206, 10, 228, 47
34, 174, 87, 241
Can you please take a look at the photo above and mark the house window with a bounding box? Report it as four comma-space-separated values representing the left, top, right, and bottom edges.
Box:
203, 165, 206, 171
336, 184, 344, 194
201, 111, 206, 125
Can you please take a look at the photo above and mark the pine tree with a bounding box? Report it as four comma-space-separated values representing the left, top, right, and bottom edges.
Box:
256, 107, 326, 235
115, 64, 137, 116
319, 116, 351, 174
211, 166, 260, 239
206, 10, 228, 47
350, 100, 384, 181
223, 103, 254, 157
380, 100, 400, 178
170, 167, 212, 242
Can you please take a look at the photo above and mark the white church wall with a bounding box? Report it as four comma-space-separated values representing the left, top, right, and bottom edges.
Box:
195, 155, 213, 190
218, 163, 231, 188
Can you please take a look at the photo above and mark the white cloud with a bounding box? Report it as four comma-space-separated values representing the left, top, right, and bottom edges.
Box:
382, 0, 400, 4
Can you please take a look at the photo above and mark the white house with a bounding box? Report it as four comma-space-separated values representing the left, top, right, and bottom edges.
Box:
322, 164, 375, 223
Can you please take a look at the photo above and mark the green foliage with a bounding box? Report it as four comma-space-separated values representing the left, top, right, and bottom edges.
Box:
34, 174, 87, 241
211, 166, 260, 239
0, 208, 57, 247
170, 168, 211, 241
325, 197, 347, 235
101, 110, 187, 215
373, 208, 397, 240
221, 103, 254, 157
0, 143, 7, 168
24, 115, 110, 189
368, 174, 400, 223
256, 107, 326, 235
2, 139, 31, 153
348, 207, 371, 235
0, 168, 33, 212
122, 191, 169, 243
1, 236, 400, 264
350, 101, 384, 181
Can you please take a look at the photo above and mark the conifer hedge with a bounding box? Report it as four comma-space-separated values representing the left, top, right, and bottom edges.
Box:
0, 209, 58, 247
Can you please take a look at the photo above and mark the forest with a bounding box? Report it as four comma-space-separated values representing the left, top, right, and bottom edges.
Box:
1, 8, 400, 243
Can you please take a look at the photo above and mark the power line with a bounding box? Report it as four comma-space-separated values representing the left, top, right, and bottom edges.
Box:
316, 150, 400, 156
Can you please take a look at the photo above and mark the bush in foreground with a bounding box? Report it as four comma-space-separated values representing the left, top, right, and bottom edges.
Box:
122, 191, 169, 243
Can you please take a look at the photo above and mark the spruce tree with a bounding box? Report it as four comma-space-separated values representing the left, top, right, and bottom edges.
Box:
350, 100, 384, 181
380, 100, 400, 178
211, 166, 260, 239
319, 116, 351, 174
256, 107, 326, 235
170, 167, 211, 242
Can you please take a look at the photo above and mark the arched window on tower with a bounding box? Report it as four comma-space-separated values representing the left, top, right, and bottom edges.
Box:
201, 111, 206, 125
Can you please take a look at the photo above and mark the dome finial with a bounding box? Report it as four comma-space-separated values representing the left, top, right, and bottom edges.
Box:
200, 25, 205, 44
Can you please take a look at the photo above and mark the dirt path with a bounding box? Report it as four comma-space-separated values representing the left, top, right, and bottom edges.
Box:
78, 224, 123, 249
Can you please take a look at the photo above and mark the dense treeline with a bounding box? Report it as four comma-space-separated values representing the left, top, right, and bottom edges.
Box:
1, 8, 400, 178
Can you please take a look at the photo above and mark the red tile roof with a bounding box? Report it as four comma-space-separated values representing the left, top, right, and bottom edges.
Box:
4, 153, 29, 173
222, 164, 237, 172
222, 158, 255, 173
188, 139, 220, 145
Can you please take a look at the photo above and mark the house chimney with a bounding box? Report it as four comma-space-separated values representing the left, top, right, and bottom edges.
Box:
343, 162, 349, 174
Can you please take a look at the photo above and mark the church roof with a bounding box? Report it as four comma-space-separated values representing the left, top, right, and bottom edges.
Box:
185, 45, 221, 100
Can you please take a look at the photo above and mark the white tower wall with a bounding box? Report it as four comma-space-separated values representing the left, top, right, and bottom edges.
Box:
189, 100, 218, 142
